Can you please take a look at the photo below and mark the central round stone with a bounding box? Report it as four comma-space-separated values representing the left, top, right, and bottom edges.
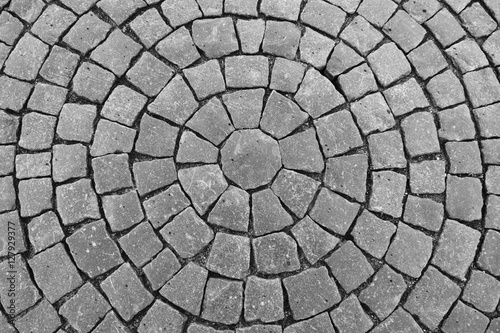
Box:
221, 129, 282, 190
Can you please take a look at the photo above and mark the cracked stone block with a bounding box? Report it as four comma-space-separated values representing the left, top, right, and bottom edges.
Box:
148, 75, 199, 125
404, 196, 444, 232
63, 12, 111, 54
280, 128, 324, 173
160, 262, 208, 315
371, 307, 423, 333
161, 0, 202, 27
244, 273, 284, 327
192, 17, 238, 58
262, 20, 300, 59
236, 19, 265, 54
427, 70, 465, 109
483, 140, 500, 165
31, 4, 76, 45
442, 301, 490, 333
368, 130, 406, 169
207, 233, 250, 279
119, 164, 163, 194
359, 265, 406, 320
269, 58, 305, 93
338, 63, 378, 101
14, 299, 61, 333
483, 31, 500, 66
18, 178, 53, 217
315, 110, 363, 157
66, 219, 123, 278
138, 300, 186, 333
446, 39, 489, 73
0, 211, 26, 256
91, 312, 130, 333
197, 0, 223, 16
223, 89, 264, 129
385, 222, 433, 278
0, 11, 24, 45
341, 15, 383, 55
202, 278, 243, 325
97, 0, 145, 25
208, 186, 249, 232
59, 283, 110, 333
310, 187, 360, 235
403, 0, 441, 23
56, 104, 96, 143
9, 0, 45, 23
357, 0, 397, 27
0, 112, 18, 145
184, 60, 226, 100
130, 8, 171, 48
29, 243, 83, 303
369, 171, 407, 218
487, 166, 500, 194
330, 295, 373, 333
126, 52, 174, 97
101, 263, 153, 321
56, 179, 100, 225
292, 216, 339, 264
52, 144, 87, 183
143, 184, 190, 228
299, 28, 335, 69
383, 10, 426, 52
225, 55, 269, 88
156, 27, 200, 68
253, 232, 300, 274
302, 1, 346, 37
410, 160, 446, 194
401, 112, 440, 157
0, 176, 15, 213
446, 175, 483, 222
101, 86, 147, 126
326, 42, 363, 77
461, 3, 497, 38
19, 112, 56, 151
283, 312, 334, 333
478, 230, 500, 277
15, 152, 51, 179
351, 210, 396, 259
72, 62, 115, 103
463, 270, 500, 313
326, 241, 374, 293
351, 93, 395, 135
438, 104, 476, 141
91, 120, 136, 157
102, 190, 144, 232
143, 247, 181, 291
177, 131, 218, 164
408, 40, 447, 80
28, 211, 63, 253
426, 8, 466, 47
446, 141, 482, 174
464, 68, 500, 108
0, 145, 14, 176
27, 83, 67, 116
92, 154, 133, 194
475, 103, 500, 138
252, 189, 293, 236
368, 42, 411, 86
135, 114, 178, 157
383, 78, 429, 116
186, 98, 234, 145
261, 91, 308, 139
119, 222, 163, 267
160, 207, 214, 258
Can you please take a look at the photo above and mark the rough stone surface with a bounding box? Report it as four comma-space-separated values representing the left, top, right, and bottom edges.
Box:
56, 179, 100, 225
244, 276, 284, 323
207, 233, 250, 279
252, 189, 294, 236
261, 91, 308, 139
202, 278, 243, 325
352, 210, 396, 259
253, 232, 300, 274
330, 295, 373, 333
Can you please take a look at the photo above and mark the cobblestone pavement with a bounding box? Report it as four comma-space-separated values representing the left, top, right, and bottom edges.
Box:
0, 0, 500, 332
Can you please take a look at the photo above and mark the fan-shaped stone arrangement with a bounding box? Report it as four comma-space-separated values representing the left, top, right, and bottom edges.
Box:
1, 0, 500, 332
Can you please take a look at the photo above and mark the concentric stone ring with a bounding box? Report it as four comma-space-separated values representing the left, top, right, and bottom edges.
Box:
1, 0, 500, 332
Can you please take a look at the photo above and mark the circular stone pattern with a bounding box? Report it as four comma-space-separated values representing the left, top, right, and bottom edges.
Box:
1, 0, 500, 332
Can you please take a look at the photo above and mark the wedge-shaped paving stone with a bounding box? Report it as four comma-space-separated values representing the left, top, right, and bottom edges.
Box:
31, 4, 76, 45
475, 103, 500, 138
446, 141, 482, 174
446, 175, 483, 222
160, 207, 214, 258
135, 114, 178, 157
368, 130, 406, 169
0, 111, 19, 144
66, 220, 123, 278
341, 15, 383, 55
236, 18, 265, 54
207, 233, 250, 279
272, 169, 320, 218
368, 43, 411, 86
63, 13, 111, 54
138, 300, 186, 333
202, 278, 243, 325
18, 178, 53, 217
410, 160, 446, 194
385, 222, 433, 278
52, 144, 87, 183
357, 0, 397, 27
143, 247, 181, 291
301, 0, 346, 37
283, 266, 341, 320
186, 98, 234, 145
225, 55, 269, 88
324, 154, 368, 202
252, 189, 294, 236
9, 0, 45, 23
119, 222, 162, 267
192, 18, 238, 58
351, 92, 395, 135
359, 265, 406, 320
330, 295, 373, 333
326, 241, 374, 293
102, 191, 144, 232
72, 62, 115, 103
177, 131, 218, 164
269, 58, 305, 93
438, 104, 476, 141
0, 76, 32, 112
92, 154, 134, 194
283, 313, 334, 333
262, 20, 300, 59
156, 27, 200, 68
59, 283, 110, 333
18, 112, 56, 151
160, 262, 208, 315
244, 276, 284, 323
101, 86, 147, 126
446, 39, 489, 73
371, 307, 423, 333
279, 128, 324, 173
315, 110, 363, 157
463, 270, 500, 313
401, 112, 440, 157
383, 78, 429, 116
442, 301, 490, 333
130, 8, 171, 49
464, 68, 500, 108
369, 171, 406, 218
148, 75, 198, 125
404, 266, 461, 330
338, 63, 378, 101
56, 104, 96, 143
253, 232, 300, 274
101, 263, 153, 322
161, 0, 202, 27
97, 0, 145, 25
426, 8, 466, 48
326, 42, 363, 77
299, 28, 335, 69
383, 10, 425, 53
478, 230, 500, 277
184, 60, 226, 100
29, 243, 83, 303
13, 299, 61, 333
310, 187, 360, 235
126, 52, 174, 97
91, 311, 130, 333
16, 152, 51, 179
27, 83, 67, 116
28, 211, 64, 253
56, 179, 100, 225
0, 176, 15, 213
260, 91, 308, 139
403, 196, 444, 232
143, 184, 190, 228
223, 89, 264, 129
352, 210, 396, 259
208, 186, 249, 232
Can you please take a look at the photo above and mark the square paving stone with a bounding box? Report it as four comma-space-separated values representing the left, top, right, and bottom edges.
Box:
244, 276, 284, 323
160, 262, 208, 315
487, 166, 500, 194
351, 210, 396, 259
197, 0, 223, 16
222, 89, 264, 129
283, 313, 333, 333
464, 68, 500, 108
126, 52, 174, 97
460, 3, 497, 38
91, 311, 130, 333
368, 130, 406, 169
143, 184, 190, 228
130, 8, 171, 49
404, 266, 461, 330
383, 10, 426, 53
63, 12, 111, 54
385, 222, 433, 278
224, 0, 258, 16
463, 270, 500, 313
192, 17, 238, 58
253, 232, 300, 274
338, 63, 378, 101
351, 92, 395, 135
143, 247, 181, 291
14, 299, 61, 333
486, 195, 500, 230
202, 278, 243, 325
9, 0, 45, 23
156, 27, 200, 68
427, 70, 466, 109
184, 60, 226, 100
401, 111, 440, 157
446, 39, 489, 73
368, 42, 411, 86
446, 175, 483, 222
269, 58, 305, 93
225, 55, 269, 88
0, 211, 26, 255
29, 243, 83, 303
283, 266, 341, 320
52, 144, 87, 182
27, 83, 67, 116
133, 158, 176, 196
97, 0, 146, 25
314, 110, 363, 157
101, 85, 147, 126
174, 132, 217, 166
102, 190, 144, 232
408, 40, 447, 80
0, 145, 15, 175
261, 0, 301, 20
92, 153, 133, 194
478, 230, 500, 277
135, 114, 178, 157
138, 300, 186, 333
369, 171, 407, 218
432, 219, 480, 280
59, 283, 110, 333
488, 319, 500, 333
474, 102, 500, 138
326, 42, 363, 77
19, 112, 56, 150
66, 220, 122, 279
371, 307, 424, 333
208, 186, 249, 232
56, 179, 101, 225
262, 20, 300, 59
292, 216, 339, 265
326, 240, 374, 293
0, 111, 19, 144
15, 152, 51, 179
442, 301, 490, 333
31, 4, 76, 45
359, 265, 406, 320
28, 211, 64, 253
446, 141, 482, 174
301, 0, 346, 37
410, 160, 446, 194
438, 104, 476, 141
383, 78, 429, 117
100, 263, 154, 322
160, 207, 214, 258
56, 103, 96, 143
357, 0, 397, 27
483, 139, 500, 165
90, 120, 136, 157
425, 8, 466, 48
18, 178, 53, 217
340, 15, 383, 55
72, 62, 115, 103
330, 294, 373, 333
161, 0, 202, 27
403, 195, 444, 232
299, 27, 335, 69
236, 18, 265, 54
0, 75, 32, 112
3, 33, 48, 81
207, 233, 250, 279
0, 176, 16, 213
483, 31, 500, 66
119, 221, 163, 267
252, 189, 294, 236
